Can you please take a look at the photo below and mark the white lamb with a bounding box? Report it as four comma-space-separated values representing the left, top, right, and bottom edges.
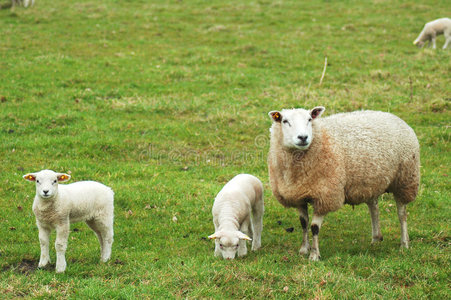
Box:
413, 18, 451, 49
23, 169, 114, 273
208, 174, 264, 260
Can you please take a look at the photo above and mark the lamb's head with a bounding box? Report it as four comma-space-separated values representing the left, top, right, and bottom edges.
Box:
413, 38, 425, 48
269, 106, 325, 150
209, 230, 251, 260
23, 169, 71, 199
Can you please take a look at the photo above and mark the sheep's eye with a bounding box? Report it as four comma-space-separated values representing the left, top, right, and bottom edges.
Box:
219, 244, 223, 248
235, 244, 239, 249
53, 180, 57, 184
36, 180, 40, 183
282, 120, 290, 126
308, 118, 312, 122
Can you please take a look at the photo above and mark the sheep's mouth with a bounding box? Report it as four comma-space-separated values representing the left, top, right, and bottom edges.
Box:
296, 142, 309, 147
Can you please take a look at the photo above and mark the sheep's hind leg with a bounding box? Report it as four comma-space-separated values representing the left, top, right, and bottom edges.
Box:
87, 219, 114, 262
443, 34, 451, 49
395, 202, 409, 248
309, 214, 324, 261
367, 200, 383, 243
298, 204, 310, 255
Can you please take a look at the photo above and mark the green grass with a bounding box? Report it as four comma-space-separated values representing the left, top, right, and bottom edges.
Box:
1, 0, 450, 298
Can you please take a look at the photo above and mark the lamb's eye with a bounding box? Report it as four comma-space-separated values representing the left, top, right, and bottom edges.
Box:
308, 118, 312, 122
36, 180, 40, 183
219, 244, 223, 248
53, 180, 57, 184
235, 244, 239, 249
282, 120, 290, 125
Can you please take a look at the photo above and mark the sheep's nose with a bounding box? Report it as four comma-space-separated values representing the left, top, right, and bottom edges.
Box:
298, 135, 308, 142
43, 190, 49, 195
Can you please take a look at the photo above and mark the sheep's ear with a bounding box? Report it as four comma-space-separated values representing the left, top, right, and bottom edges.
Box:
23, 173, 37, 181
208, 233, 220, 240
57, 173, 71, 182
269, 111, 282, 122
237, 232, 252, 241
310, 106, 325, 119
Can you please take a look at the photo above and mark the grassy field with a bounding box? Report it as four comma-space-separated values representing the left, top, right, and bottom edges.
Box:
1, 0, 450, 298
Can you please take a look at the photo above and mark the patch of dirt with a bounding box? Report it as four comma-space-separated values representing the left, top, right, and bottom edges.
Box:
3, 258, 40, 274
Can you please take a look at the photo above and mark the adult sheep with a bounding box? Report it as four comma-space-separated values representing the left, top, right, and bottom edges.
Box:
267, 107, 420, 261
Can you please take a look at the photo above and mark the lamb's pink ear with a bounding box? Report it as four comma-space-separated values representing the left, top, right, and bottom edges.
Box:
23, 173, 37, 181
310, 106, 325, 119
237, 232, 252, 241
269, 111, 282, 122
57, 173, 71, 182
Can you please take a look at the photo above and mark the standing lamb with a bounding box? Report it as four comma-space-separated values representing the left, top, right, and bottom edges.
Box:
268, 107, 420, 261
413, 18, 451, 49
209, 174, 264, 260
23, 169, 114, 273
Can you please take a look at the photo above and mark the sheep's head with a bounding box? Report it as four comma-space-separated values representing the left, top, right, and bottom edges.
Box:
269, 106, 325, 150
208, 230, 251, 260
413, 39, 424, 48
23, 169, 71, 199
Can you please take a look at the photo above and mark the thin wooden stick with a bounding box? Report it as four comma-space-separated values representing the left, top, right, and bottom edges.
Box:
319, 56, 328, 85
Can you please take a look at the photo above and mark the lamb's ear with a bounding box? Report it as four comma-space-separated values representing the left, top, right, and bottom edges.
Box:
237, 232, 252, 241
269, 111, 282, 122
208, 232, 221, 240
23, 173, 37, 181
310, 106, 325, 119
57, 173, 71, 182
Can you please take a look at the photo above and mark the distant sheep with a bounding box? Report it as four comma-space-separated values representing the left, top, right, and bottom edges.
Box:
12, 0, 34, 8
209, 174, 264, 259
23, 170, 114, 273
268, 107, 420, 260
413, 18, 451, 49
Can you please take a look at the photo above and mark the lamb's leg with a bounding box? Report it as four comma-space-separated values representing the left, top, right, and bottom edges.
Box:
367, 200, 383, 243
309, 214, 324, 261
55, 223, 70, 273
396, 202, 409, 248
298, 203, 310, 255
238, 217, 250, 257
213, 222, 221, 257
86, 219, 105, 260
37, 223, 51, 268
88, 218, 114, 262
431, 36, 437, 49
251, 198, 264, 251
443, 34, 450, 49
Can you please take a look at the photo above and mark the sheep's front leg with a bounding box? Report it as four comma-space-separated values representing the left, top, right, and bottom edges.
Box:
431, 36, 437, 49
55, 222, 70, 273
37, 223, 51, 268
238, 218, 250, 257
443, 35, 450, 49
367, 200, 383, 243
309, 214, 324, 261
298, 204, 310, 255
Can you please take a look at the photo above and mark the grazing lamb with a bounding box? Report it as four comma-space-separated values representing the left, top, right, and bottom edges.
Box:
268, 107, 420, 261
23, 169, 114, 273
413, 18, 451, 49
209, 174, 264, 260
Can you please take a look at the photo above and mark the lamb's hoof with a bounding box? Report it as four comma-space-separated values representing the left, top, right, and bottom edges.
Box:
38, 260, 50, 268
251, 243, 261, 251
400, 242, 409, 249
299, 246, 310, 255
371, 236, 383, 244
309, 253, 321, 261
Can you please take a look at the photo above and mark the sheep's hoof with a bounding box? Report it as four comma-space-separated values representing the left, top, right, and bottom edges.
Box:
400, 242, 409, 249
309, 253, 321, 261
371, 236, 383, 244
237, 247, 248, 257
299, 246, 310, 255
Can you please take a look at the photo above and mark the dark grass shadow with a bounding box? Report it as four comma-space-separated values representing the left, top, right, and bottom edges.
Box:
0, 2, 12, 10
1, 258, 50, 274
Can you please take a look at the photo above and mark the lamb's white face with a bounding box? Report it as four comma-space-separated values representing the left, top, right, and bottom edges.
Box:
209, 230, 251, 260
23, 169, 71, 199
269, 106, 325, 150
217, 234, 240, 260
